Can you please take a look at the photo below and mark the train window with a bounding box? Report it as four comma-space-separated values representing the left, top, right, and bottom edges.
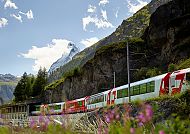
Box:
78, 101, 83, 107
117, 89, 128, 98
133, 85, 140, 95
147, 83, 151, 92
150, 81, 155, 92
88, 95, 104, 104
54, 105, 61, 110
35, 106, 40, 111
146, 81, 155, 92
123, 89, 128, 97
68, 103, 75, 108
140, 84, 147, 94
170, 76, 175, 87
117, 90, 123, 99
130, 87, 133, 96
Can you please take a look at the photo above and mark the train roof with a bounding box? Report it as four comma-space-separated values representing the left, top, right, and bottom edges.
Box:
48, 102, 65, 106
171, 68, 190, 76
88, 90, 110, 99
66, 97, 86, 103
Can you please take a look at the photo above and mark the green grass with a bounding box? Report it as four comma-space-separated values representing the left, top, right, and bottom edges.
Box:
0, 81, 17, 86
177, 58, 190, 69
96, 38, 144, 56
45, 67, 82, 90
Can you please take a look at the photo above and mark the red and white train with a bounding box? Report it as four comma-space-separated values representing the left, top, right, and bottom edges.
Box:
31, 68, 190, 115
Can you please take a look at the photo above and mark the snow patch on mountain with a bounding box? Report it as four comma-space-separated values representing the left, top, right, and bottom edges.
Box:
48, 42, 80, 73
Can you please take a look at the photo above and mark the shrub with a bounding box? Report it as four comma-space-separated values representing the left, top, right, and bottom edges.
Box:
168, 63, 177, 72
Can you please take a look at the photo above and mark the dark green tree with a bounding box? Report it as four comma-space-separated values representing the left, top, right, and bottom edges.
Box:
13, 73, 36, 102
13, 72, 28, 102
25, 74, 35, 98
32, 67, 47, 96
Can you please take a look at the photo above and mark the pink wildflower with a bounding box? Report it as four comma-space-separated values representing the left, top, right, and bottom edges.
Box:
159, 130, 165, 134
137, 113, 146, 123
115, 114, 120, 120
145, 104, 153, 121
130, 128, 135, 134
106, 116, 111, 123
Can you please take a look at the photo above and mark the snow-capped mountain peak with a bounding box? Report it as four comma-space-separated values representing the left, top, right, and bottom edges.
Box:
48, 42, 79, 73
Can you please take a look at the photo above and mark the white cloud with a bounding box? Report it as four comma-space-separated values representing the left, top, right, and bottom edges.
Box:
80, 37, 99, 48
19, 10, 34, 19
127, 0, 148, 14
4, 0, 18, 9
99, 0, 109, 6
115, 8, 119, 18
21, 39, 71, 72
82, 15, 113, 31
10, 14, 22, 22
26, 10, 34, 19
101, 10, 107, 20
87, 5, 96, 13
0, 18, 8, 28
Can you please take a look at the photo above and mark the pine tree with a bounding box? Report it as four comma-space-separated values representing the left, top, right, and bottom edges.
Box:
25, 74, 35, 98
13, 72, 28, 102
32, 67, 47, 97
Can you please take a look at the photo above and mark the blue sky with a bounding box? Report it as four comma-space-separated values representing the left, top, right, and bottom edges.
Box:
0, 0, 150, 76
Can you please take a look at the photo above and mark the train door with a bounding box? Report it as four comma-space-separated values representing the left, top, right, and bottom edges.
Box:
169, 72, 185, 95
62, 103, 65, 113
107, 91, 111, 105
110, 90, 116, 105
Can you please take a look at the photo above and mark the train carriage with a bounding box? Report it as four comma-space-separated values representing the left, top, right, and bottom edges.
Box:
65, 97, 87, 113
111, 73, 167, 105
46, 102, 65, 115
86, 90, 110, 111
31, 102, 65, 115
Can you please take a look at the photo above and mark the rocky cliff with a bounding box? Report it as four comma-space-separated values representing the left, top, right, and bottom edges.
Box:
0, 74, 18, 105
44, 0, 190, 103
143, 0, 190, 68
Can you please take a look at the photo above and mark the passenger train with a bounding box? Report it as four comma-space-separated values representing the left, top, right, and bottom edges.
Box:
1, 68, 190, 126
31, 68, 190, 115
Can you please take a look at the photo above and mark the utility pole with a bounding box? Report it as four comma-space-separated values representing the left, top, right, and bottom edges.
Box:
113, 72, 116, 88
127, 41, 131, 102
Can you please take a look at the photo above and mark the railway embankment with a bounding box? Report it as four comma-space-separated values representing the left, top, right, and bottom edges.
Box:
75, 90, 190, 133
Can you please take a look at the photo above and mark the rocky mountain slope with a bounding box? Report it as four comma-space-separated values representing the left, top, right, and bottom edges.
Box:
0, 74, 18, 105
44, 0, 190, 103
48, 42, 79, 74
48, 0, 171, 83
